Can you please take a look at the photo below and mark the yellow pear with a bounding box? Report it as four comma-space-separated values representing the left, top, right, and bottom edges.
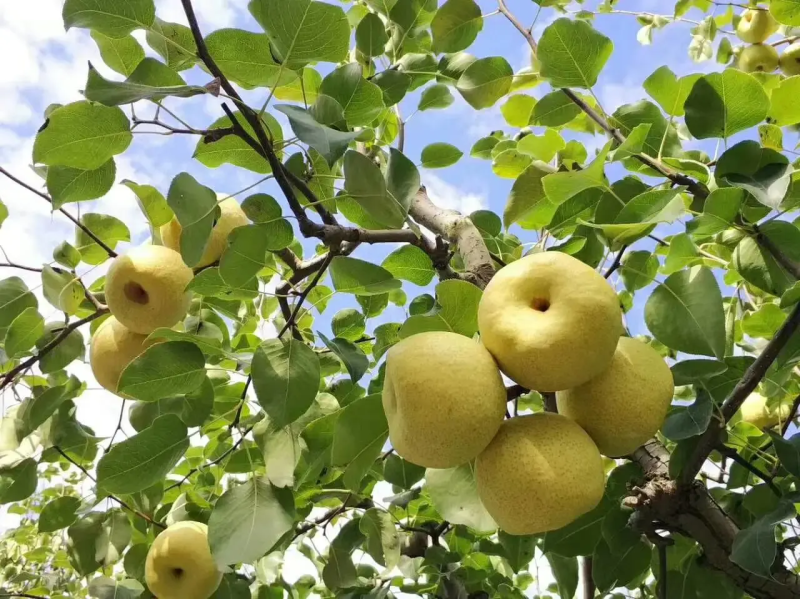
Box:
780, 42, 800, 76
90, 317, 158, 394
382, 331, 507, 468
145, 521, 221, 599
738, 43, 779, 72
160, 196, 249, 267
105, 245, 193, 335
477, 251, 622, 392
740, 393, 792, 429
736, 7, 779, 43
475, 413, 605, 535
556, 337, 675, 458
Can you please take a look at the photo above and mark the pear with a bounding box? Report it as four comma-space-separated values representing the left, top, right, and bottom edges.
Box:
382, 331, 507, 468
738, 43, 779, 73
556, 337, 674, 458
736, 7, 779, 43
145, 521, 221, 599
740, 393, 792, 429
478, 251, 622, 392
105, 245, 193, 335
475, 413, 605, 535
780, 42, 800, 76
90, 316, 158, 394
161, 196, 249, 267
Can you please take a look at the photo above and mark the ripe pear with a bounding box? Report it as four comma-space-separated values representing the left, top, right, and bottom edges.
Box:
382, 331, 507, 468
556, 337, 674, 458
475, 413, 605, 535
780, 42, 800, 76
738, 43, 779, 72
478, 251, 622, 392
736, 8, 779, 43
90, 316, 157, 394
161, 196, 249, 267
145, 521, 221, 599
740, 393, 792, 429
105, 245, 193, 335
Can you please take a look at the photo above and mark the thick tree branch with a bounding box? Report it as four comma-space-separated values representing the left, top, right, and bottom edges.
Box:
681, 302, 800, 484
0, 308, 108, 390
0, 167, 118, 257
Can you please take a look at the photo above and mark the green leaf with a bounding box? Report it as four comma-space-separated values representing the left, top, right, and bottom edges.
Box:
431, 0, 483, 53
63, 0, 155, 37
319, 64, 385, 127
731, 501, 795, 577
771, 1, 800, 25
610, 123, 651, 162
419, 83, 455, 111
343, 150, 406, 228
382, 245, 435, 286
531, 90, 582, 127
425, 464, 497, 532
542, 499, 610, 557
742, 304, 787, 339
33, 101, 132, 170
0, 459, 37, 504
126, 57, 186, 87
643, 66, 701, 117
546, 553, 579, 599
500, 94, 535, 128
330, 256, 402, 296
662, 233, 700, 275
97, 414, 189, 494
767, 75, 800, 126
249, 0, 350, 69
733, 236, 794, 296
194, 111, 282, 174
318, 333, 369, 383
671, 359, 728, 386
145, 18, 196, 71
275, 105, 359, 166
456, 56, 513, 109
165, 172, 217, 268
620, 251, 658, 292
39, 496, 81, 533
129, 377, 214, 430
504, 164, 552, 229
499, 531, 536, 572
37, 323, 84, 373
356, 13, 389, 56
88, 577, 144, 599
4, 307, 44, 359
330, 393, 388, 490
684, 69, 770, 139
518, 129, 566, 162
386, 148, 420, 219
383, 454, 425, 489
538, 18, 613, 88
41, 266, 84, 315
46, 158, 116, 208
75, 213, 130, 265
421, 142, 463, 168
492, 149, 532, 179
686, 188, 744, 237
205, 28, 297, 90
768, 431, 800, 478
90, 31, 145, 77
118, 341, 206, 402
592, 538, 651, 592
220, 224, 292, 287
543, 142, 611, 205
662, 390, 713, 441
121, 180, 173, 227
612, 101, 682, 164
251, 339, 321, 429
644, 266, 726, 358
725, 163, 793, 210
331, 309, 366, 341
359, 508, 401, 569
373, 70, 411, 107
400, 279, 482, 337
208, 477, 294, 568
83, 63, 204, 106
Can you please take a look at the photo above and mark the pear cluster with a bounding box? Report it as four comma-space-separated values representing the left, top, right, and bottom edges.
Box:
382, 252, 675, 536
735, 7, 800, 75
89, 196, 247, 397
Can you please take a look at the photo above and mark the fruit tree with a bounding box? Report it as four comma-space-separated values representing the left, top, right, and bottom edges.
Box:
2, 0, 800, 598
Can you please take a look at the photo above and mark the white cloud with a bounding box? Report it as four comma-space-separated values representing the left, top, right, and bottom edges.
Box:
422, 172, 488, 215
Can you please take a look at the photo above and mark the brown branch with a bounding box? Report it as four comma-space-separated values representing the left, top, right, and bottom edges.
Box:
278, 252, 335, 339
54, 446, 166, 530
781, 393, 800, 437
657, 544, 667, 599
0, 262, 42, 272
681, 302, 800, 484
717, 445, 781, 496
604, 245, 628, 279
104, 399, 126, 453
0, 167, 118, 258
581, 557, 594, 599
0, 308, 108, 390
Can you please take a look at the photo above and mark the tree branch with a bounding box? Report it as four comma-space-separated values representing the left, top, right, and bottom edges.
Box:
0, 167, 118, 258
681, 302, 800, 484
604, 245, 628, 279
277, 251, 335, 339
581, 557, 594, 599
0, 262, 42, 273
0, 308, 108, 390
754, 227, 800, 280
717, 445, 781, 496
781, 392, 800, 437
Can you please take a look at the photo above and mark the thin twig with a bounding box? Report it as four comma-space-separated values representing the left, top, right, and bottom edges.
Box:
717, 445, 781, 496
657, 544, 667, 599
582, 557, 594, 599
781, 393, 800, 437
278, 252, 335, 338
604, 245, 628, 279
0, 262, 42, 272
0, 167, 117, 258
104, 399, 126, 453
